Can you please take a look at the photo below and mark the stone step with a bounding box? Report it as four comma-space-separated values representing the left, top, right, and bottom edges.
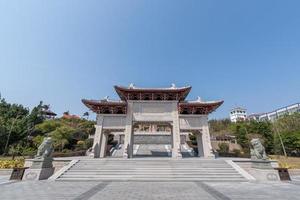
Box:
74, 162, 230, 165
73, 164, 232, 166
74, 159, 226, 161
71, 166, 234, 168
62, 174, 242, 178
74, 163, 230, 165
56, 159, 248, 182
71, 169, 234, 172
65, 170, 239, 174
57, 177, 247, 182
74, 164, 231, 166
74, 159, 225, 161
59, 173, 245, 178
73, 160, 227, 163
64, 169, 240, 172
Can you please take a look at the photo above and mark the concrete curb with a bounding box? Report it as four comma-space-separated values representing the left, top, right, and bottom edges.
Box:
49, 159, 79, 180
226, 160, 256, 181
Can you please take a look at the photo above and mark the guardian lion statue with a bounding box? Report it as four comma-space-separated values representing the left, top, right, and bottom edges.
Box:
35, 137, 53, 159
250, 138, 268, 160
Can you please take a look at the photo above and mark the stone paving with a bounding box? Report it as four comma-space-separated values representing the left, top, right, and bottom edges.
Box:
1, 180, 300, 200
0, 176, 10, 184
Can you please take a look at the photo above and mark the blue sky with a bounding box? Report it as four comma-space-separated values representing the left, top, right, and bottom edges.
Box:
1, 1, 300, 119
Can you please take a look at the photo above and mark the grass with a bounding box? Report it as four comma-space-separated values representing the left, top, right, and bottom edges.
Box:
269, 155, 300, 169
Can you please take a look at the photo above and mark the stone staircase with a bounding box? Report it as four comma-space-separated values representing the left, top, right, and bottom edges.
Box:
56, 158, 249, 182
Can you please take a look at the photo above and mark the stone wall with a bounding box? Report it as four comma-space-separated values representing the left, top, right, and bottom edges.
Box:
102, 115, 126, 129
179, 115, 206, 130
132, 101, 175, 122
134, 135, 172, 144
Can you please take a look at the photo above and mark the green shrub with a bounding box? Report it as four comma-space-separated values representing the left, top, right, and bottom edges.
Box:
21, 147, 36, 157
232, 149, 241, 157
75, 140, 86, 150
61, 149, 72, 153
85, 138, 93, 149
52, 150, 86, 157
218, 143, 229, 153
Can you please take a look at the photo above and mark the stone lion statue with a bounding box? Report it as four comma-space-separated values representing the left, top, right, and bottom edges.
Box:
35, 137, 53, 159
250, 138, 268, 160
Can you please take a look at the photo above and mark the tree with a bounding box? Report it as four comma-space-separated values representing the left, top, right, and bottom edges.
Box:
32, 135, 45, 149
248, 120, 274, 153
33, 118, 95, 152
0, 96, 96, 155
50, 126, 75, 151
273, 113, 300, 156
0, 98, 29, 154
0, 97, 47, 155
83, 112, 89, 119
209, 119, 231, 135
231, 122, 249, 149
35, 120, 62, 135
280, 131, 300, 155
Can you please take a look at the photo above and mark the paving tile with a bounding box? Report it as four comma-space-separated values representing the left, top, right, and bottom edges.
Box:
1, 180, 300, 200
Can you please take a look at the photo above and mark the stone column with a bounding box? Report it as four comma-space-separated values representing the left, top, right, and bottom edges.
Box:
196, 131, 204, 157
99, 132, 108, 158
171, 102, 182, 158
123, 102, 133, 158
201, 117, 215, 158
93, 115, 104, 158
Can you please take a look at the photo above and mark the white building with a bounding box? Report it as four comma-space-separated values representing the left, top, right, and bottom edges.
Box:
258, 103, 300, 121
82, 84, 223, 158
230, 107, 247, 122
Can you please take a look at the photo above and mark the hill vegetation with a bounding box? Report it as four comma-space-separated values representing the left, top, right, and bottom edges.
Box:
0, 96, 95, 158
209, 113, 300, 156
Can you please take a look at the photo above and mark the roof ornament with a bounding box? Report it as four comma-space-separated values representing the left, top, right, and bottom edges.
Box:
129, 83, 135, 89
197, 96, 202, 102
103, 96, 109, 101
171, 83, 176, 89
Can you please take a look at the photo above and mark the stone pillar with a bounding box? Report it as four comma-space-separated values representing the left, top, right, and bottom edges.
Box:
171, 103, 182, 158
99, 132, 108, 158
123, 102, 133, 158
201, 117, 215, 158
196, 131, 204, 157
93, 115, 104, 158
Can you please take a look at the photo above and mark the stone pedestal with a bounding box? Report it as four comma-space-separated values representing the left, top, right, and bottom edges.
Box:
30, 158, 53, 169
248, 168, 280, 181
249, 160, 280, 181
22, 158, 54, 180
23, 168, 55, 181
251, 160, 272, 169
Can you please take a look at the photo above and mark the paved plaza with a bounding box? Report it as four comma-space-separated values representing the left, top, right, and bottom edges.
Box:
1, 179, 300, 200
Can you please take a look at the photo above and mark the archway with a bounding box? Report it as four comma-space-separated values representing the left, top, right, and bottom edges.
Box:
101, 129, 125, 158
131, 122, 173, 157
180, 130, 203, 157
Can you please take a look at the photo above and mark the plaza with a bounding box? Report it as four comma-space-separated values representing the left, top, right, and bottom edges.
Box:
1, 175, 300, 200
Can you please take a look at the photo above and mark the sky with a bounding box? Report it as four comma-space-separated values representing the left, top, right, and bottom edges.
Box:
0, 0, 300, 119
